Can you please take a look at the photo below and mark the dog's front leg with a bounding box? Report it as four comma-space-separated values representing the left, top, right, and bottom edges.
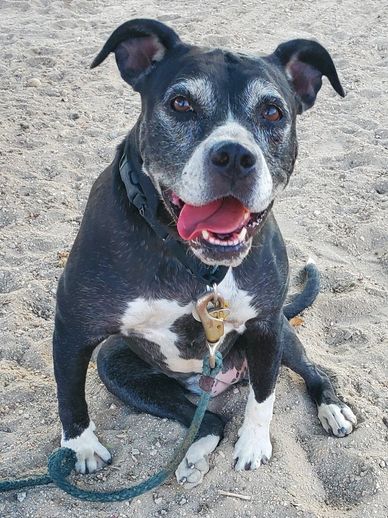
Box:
53, 317, 111, 474
234, 318, 282, 471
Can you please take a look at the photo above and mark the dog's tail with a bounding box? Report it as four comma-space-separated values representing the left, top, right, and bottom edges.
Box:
283, 258, 320, 320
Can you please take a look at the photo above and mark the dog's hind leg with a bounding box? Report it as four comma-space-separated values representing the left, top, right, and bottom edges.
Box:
97, 335, 224, 488
281, 318, 357, 437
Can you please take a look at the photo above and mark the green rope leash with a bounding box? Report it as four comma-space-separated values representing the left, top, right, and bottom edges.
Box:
0, 353, 222, 502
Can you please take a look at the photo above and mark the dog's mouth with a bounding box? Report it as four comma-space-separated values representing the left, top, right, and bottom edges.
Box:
164, 191, 270, 253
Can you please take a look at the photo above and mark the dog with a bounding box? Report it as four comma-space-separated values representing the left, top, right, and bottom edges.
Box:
53, 19, 357, 488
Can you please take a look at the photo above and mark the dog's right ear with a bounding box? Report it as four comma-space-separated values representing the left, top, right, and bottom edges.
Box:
91, 19, 182, 90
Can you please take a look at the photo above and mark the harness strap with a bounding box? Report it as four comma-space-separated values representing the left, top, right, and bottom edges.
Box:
119, 153, 229, 286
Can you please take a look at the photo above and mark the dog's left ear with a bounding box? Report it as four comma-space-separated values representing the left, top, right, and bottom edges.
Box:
91, 19, 182, 90
267, 39, 345, 113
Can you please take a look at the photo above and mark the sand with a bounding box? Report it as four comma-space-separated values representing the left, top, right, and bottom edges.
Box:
0, 0, 387, 517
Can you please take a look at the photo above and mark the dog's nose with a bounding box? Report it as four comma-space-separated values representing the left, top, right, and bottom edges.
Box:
209, 142, 256, 178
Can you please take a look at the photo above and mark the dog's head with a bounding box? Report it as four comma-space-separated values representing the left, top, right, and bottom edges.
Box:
92, 19, 344, 267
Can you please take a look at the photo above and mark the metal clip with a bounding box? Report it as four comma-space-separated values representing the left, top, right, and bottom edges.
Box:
195, 285, 229, 368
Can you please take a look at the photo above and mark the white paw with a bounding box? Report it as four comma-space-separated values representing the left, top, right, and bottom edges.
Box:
318, 403, 357, 437
233, 425, 272, 471
61, 420, 112, 474
175, 434, 220, 489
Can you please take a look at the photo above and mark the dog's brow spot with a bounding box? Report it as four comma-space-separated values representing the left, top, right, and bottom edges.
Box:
166, 77, 216, 111
241, 79, 287, 115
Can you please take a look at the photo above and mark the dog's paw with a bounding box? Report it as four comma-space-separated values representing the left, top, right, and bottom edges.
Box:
175, 434, 220, 489
61, 420, 112, 474
318, 402, 357, 437
233, 425, 272, 471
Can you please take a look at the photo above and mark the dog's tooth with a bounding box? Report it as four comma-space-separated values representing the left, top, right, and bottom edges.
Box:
202, 230, 210, 240
208, 236, 217, 244
238, 227, 247, 240
244, 211, 250, 221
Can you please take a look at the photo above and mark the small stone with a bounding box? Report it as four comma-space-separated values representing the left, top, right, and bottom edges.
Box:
179, 497, 187, 505
379, 460, 386, 468
374, 180, 388, 195
69, 112, 80, 120
26, 78, 41, 88
16, 492, 26, 502
313, 210, 321, 216
132, 448, 140, 455
110, 403, 117, 410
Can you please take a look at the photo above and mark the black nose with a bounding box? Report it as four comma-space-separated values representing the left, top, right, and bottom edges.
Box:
209, 142, 256, 178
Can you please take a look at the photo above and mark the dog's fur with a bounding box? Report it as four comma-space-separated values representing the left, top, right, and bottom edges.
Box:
53, 19, 356, 486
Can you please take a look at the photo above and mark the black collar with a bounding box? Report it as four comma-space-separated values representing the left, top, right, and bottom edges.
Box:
119, 152, 229, 286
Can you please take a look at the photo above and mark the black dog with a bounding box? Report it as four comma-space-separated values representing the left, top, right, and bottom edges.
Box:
54, 19, 356, 488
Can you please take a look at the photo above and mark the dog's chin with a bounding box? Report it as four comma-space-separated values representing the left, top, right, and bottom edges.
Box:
189, 237, 253, 267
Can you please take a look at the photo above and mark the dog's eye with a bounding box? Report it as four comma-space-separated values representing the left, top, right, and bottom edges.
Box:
262, 105, 283, 122
171, 96, 193, 113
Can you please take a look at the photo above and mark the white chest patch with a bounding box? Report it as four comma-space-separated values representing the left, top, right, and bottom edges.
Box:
120, 297, 200, 372
216, 268, 258, 334
119, 269, 257, 374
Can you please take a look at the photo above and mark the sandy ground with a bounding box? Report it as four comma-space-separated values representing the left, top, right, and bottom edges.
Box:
0, 0, 387, 517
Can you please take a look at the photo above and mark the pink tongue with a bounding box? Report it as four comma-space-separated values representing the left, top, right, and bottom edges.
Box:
177, 197, 248, 240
